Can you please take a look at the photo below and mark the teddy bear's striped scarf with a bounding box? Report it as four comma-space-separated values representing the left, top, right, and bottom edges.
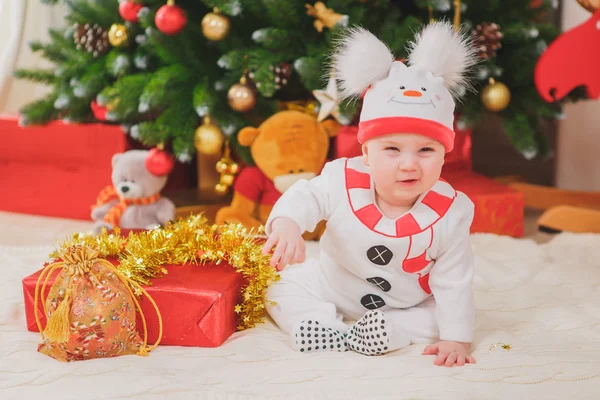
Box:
93, 185, 161, 227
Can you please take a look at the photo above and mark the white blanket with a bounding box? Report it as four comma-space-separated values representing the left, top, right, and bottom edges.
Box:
2, 233, 600, 400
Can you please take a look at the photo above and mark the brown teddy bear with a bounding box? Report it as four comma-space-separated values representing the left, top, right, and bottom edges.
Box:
216, 110, 339, 240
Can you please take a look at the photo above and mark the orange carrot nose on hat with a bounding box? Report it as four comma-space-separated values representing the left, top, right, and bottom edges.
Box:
331, 22, 477, 153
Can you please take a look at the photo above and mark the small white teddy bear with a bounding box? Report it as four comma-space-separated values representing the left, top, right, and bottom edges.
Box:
91, 150, 176, 234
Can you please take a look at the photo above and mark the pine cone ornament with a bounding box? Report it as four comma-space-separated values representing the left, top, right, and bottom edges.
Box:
73, 23, 110, 57
248, 62, 292, 91
272, 62, 292, 90
472, 22, 503, 60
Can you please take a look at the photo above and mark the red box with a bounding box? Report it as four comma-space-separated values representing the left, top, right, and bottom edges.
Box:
333, 125, 362, 160
1, 117, 127, 220
0, 116, 194, 220
22, 261, 246, 347
443, 170, 524, 237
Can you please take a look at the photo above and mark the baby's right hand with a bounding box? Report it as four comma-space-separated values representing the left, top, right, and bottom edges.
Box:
262, 217, 306, 271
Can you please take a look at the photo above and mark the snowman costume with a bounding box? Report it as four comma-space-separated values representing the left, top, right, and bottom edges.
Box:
265, 22, 478, 356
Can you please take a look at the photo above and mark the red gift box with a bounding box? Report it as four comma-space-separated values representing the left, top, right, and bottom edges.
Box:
443, 170, 524, 237
0, 116, 194, 220
333, 125, 362, 160
22, 260, 246, 347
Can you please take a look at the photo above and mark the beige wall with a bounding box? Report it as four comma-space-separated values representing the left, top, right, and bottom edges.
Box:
0, 1, 67, 114
555, 2, 600, 191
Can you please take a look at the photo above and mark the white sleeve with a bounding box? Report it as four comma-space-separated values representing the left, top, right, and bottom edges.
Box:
429, 193, 476, 343
265, 160, 339, 235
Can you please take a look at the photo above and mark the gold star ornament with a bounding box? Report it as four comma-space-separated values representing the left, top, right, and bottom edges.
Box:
312, 74, 343, 123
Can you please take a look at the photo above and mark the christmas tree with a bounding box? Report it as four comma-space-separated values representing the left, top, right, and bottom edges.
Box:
17, 0, 584, 165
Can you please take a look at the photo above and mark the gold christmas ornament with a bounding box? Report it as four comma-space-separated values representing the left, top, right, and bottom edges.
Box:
194, 116, 224, 155
305, 2, 348, 32
220, 173, 235, 186
228, 162, 240, 175
214, 183, 228, 195
108, 23, 128, 47
481, 78, 511, 112
214, 141, 239, 196
216, 159, 239, 174
51, 215, 279, 331
216, 160, 229, 174
228, 77, 256, 112
228, 54, 256, 113
201, 8, 231, 41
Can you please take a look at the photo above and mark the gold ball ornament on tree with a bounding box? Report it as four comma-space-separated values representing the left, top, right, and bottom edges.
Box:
216, 159, 239, 174
201, 8, 231, 41
216, 160, 229, 174
214, 183, 229, 196
481, 78, 511, 112
194, 116, 224, 155
227, 162, 240, 175
214, 141, 239, 196
228, 77, 257, 112
108, 23, 128, 47
220, 173, 235, 187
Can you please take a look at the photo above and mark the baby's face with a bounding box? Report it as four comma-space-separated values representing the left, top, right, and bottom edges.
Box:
362, 133, 445, 207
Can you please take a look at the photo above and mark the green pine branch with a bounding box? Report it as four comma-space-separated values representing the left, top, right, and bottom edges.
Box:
64, 0, 119, 27
13, 69, 57, 84
262, 0, 303, 28
17, 0, 584, 162
19, 95, 59, 126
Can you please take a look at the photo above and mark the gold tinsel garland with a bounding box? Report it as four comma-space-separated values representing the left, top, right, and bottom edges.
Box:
50, 215, 279, 330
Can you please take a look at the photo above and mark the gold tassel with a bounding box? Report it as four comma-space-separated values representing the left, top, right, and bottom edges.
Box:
43, 289, 72, 343
137, 346, 150, 356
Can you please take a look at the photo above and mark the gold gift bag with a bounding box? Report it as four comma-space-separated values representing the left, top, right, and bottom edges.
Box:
34, 245, 162, 362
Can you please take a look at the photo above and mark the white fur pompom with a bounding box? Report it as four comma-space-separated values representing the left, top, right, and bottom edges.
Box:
331, 27, 395, 99
407, 21, 478, 98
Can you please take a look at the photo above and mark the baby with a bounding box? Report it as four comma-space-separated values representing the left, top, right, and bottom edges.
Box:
262, 22, 478, 367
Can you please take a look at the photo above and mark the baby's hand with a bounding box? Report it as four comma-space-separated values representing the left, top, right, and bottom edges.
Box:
262, 217, 306, 271
422, 341, 476, 367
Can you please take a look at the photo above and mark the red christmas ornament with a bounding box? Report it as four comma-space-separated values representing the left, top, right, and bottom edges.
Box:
145, 146, 175, 176
535, 10, 600, 102
155, 0, 187, 35
90, 100, 108, 121
119, 1, 144, 23
530, 0, 543, 8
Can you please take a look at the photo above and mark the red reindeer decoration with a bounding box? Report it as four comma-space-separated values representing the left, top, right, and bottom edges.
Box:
535, 0, 600, 102
515, 0, 600, 234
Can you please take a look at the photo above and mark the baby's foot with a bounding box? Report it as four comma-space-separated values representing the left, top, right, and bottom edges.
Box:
292, 320, 348, 353
346, 310, 392, 356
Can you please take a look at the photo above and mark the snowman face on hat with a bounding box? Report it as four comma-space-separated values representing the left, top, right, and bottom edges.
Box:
361, 61, 455, 130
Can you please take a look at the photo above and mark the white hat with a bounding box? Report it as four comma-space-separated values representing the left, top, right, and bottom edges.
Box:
332, 22, 477, 152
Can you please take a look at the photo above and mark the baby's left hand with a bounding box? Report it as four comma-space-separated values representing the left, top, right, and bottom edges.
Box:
422, 341, 476, 367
